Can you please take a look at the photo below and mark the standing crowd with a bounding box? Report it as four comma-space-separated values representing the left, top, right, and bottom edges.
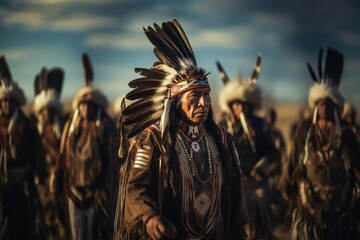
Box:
1, 19, 359, 240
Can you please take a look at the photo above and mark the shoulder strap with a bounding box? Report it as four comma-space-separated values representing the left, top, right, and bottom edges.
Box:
145, 124, 164, 154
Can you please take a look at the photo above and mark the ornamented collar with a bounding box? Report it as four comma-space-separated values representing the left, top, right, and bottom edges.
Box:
177, 120, 204, 141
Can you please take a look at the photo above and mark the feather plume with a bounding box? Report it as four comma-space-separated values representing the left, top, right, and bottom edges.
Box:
34, 74, 42, 96
307, 63, 318, 82
0, 55, 13, 86
250, 53, 262, 84
216, 61, 230, 85
47, 68, 64, 95
126, 88, 163, 100
82, 53, 93, 86
123, 98, 159, 115
124, 108, 160, 124
318, 48, 323, 81
160, 97, 171, 141
324, 47, 343, 87
126, 111, 162, 138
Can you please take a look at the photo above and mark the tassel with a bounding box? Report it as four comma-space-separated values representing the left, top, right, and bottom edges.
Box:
334, 109, 341, 136
53, 115, 61, 139
37, 114, 43, 135
312, 106, 318, 125
69, 109, 79, 134
226, 116, 234, 135
239, 112, 256, 153
8, 108, 18, 133
160, 97, 171, 142
96, 108, 101, 127
118, 98, 127, 159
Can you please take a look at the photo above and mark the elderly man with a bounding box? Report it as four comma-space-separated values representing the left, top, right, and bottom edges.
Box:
216, 57, 278, 239
0, 55, 46, 239
279, 47, 360, 239
114, 19, 248, 240
51, 54, 118, 240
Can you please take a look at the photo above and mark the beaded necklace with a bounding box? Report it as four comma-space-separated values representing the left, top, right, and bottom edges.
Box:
176, 132, 213, 176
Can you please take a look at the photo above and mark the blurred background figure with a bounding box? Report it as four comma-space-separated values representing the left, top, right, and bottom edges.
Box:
32, 67, 67, 239
264, 107, 289, 229
50, 53, 118, 240
343, 102, 360, 146
0, 55, 46, 239
289, 106, 312, 141
280, 47, 360, 239
217, 55, 278, 240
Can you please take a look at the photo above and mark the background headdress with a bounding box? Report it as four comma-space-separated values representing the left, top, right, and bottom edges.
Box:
307, 47, 344, 135
0, 55, 26, 106
122, 19, 210, 140
72, 53, 108, 110
307, 47, 345, 113
217, 53, 262, 114
69, 53, 108, 133
33, 67, 64, 115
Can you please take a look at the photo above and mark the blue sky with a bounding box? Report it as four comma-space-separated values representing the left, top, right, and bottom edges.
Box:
1, 0, 359, 109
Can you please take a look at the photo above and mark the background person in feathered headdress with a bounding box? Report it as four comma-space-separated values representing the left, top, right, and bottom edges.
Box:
0, 55, 47, 239
279, 47, 360, 239
216, 55, 278, 240
50, 53, 118, 240
32, 67, 67, 239
113, 19, 248, 240
343, 102, 360, 147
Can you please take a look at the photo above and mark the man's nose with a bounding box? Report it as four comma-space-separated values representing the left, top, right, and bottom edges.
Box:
198, 96, 205, 107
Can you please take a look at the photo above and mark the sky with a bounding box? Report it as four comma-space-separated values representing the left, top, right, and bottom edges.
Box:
1, 0, 359, 110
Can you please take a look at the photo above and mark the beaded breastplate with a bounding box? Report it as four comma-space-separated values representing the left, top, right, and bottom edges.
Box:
175, 122, 223, 239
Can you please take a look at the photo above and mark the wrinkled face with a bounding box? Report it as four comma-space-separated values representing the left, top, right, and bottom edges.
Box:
40, 107, 57, 123
316, 98, 336, 120
178, 88, 211, 125
79, 101, 97, 120
1, 98, 18, 117
230, 100, 252, 120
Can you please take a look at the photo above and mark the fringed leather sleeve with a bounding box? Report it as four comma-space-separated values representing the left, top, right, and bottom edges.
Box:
124, 126, 161, 237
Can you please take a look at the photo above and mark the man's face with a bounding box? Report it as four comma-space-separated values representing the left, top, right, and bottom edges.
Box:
231, 100, 252, 120
178, 88, 210, 125
316, 98, 336, 120
1, 98, 17, 117
40, 107, 57, 123
79, 101, 97, 120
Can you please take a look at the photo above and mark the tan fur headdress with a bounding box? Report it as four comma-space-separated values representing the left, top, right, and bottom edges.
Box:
72, 53, 108, 110
33, 67, 64, 115
307, 47, 345, 113
217, 54, 262, 113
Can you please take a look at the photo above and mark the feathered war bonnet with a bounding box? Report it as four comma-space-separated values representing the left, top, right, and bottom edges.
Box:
69, 53, 108, 133
122, 19, 210, 142
0, 55, 26, 106
307, 47, 345, 134
217, 54, 262, 114
33, 67, 64, 115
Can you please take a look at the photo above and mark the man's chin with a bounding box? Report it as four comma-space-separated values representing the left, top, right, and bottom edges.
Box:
190, 115, 208, 124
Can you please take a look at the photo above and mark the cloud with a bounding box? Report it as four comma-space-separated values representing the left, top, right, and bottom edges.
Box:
1, 8, 118, 31
1, 49, 32, 61
85, 33, 148, 49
